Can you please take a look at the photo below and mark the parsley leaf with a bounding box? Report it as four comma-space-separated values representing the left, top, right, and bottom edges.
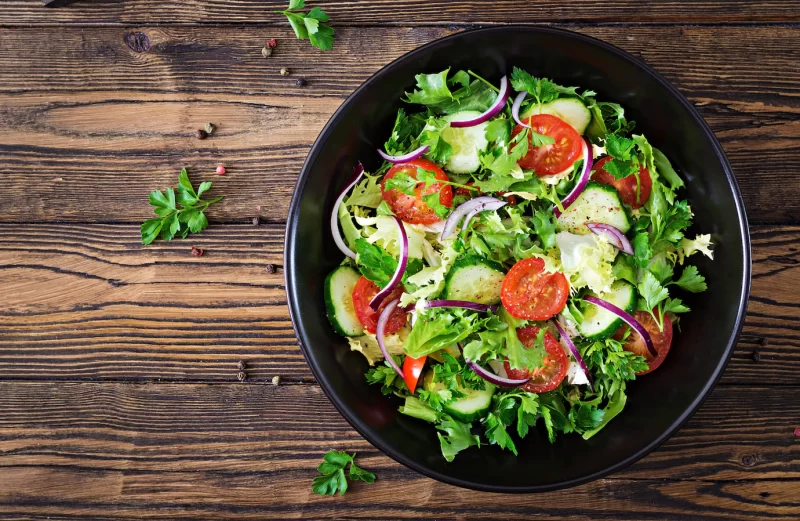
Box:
419, 117, 453, 164
672, 265, 708, 293
312, 451, 376, 496
632, 232, 653, 268
510, 67, 579, 106
280, 1, 334, 51
399, 395, 441, 423
141, 168, 222, 245
437, 416, 480, 462
485, 118, 512, 144
366, 362, 407, 395
638, 270, 669, 312
422, 192, 451, 219
383, 171, 417, 196
404, 69, 454, 106
354, 239, 397, 288
531, 207, 557, 250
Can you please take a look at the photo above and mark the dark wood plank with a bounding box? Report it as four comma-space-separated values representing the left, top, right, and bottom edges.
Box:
0, 26, 797, 223
1, 0, 799, 25
0, 382, 797, 520
0, 223, 796, 385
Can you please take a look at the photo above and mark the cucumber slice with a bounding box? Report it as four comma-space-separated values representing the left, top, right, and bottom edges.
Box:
324, 265, 364, 337
521, 97, 592, 135
441, 111, 489, 174
443, 255, 506, 305
421, 370, 496, 423
578, 280, 637, 339
556, 182, 632, 235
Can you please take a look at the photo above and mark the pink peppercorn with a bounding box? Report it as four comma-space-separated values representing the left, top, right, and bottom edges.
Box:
216, 165, 226, 176
795, 427, 800, 437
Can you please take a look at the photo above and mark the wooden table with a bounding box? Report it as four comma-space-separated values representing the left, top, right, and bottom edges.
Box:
0, 1, 798, 519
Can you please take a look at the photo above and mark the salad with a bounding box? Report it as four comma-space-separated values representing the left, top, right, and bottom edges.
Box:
325, 67, 714, 461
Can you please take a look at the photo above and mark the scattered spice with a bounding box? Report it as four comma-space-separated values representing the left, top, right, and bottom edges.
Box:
295, 78, 307, 87
265, 39, 277, 49
272, 375, 281, 386
216, 165, 226, 176
280, 67, 290, 77
237, 371, 247, 382
262, 46, 273, 58
237, 360, 247, 371
195, 129, 208, 140
265, 264, 277, 274
252, 216, 260, 226
759, 337, 769, 347
204, 122, 216, 135
190, 246, 204, 257
794, 427, 800, 437
752, 350, 761, 362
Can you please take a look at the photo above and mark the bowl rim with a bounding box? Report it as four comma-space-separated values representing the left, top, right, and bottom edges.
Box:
284, 25, 752, 493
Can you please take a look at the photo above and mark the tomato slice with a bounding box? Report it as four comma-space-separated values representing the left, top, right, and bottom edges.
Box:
591, 156, 653, 209
501, 258, 569, 321
402, 355, 427, 393
351, 276, 407, 335
614, 308, 673, 375
504, 326, 568, 393
512, 114, 583, 176
381, 158, 453, 225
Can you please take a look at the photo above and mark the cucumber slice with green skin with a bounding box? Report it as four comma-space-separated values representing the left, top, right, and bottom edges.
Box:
556, 182, 632, 235
578, 280, 637, 339
443, 255, 506, 305
521, 97, 592, 135
324, 265, 364, 337
441, 111, 489, 174
442, 384, 496, 423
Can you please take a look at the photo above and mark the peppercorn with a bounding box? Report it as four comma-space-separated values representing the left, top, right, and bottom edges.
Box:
216, 165, 226, 176
190, 246, 204, 257
204, 122, 216, 135
262, 46, 273, 58
265, 39, 277, 49
295, 78, 307, 87
752, 350, 761, 362
265, 264, 276, 274
252, 216, 260, 226
237, 371, 247, 382
280, 67, 290, 76
794, 427, 800, 437
195, 129, 208, 140
272, 375, 281, 386
759, 337, 769, 347
237, 360, 246, 371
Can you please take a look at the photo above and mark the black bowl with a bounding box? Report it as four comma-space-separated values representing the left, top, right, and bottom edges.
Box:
285, 26, 750, 492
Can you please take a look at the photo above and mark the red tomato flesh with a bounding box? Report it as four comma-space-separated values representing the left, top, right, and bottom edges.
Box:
512, 114, 583, 176
402, 355, 427, 393
351, 276, 407, 335
614, 308, 673, 375
591, 156, 653, 209
504, 326, 568, 393
381, 158, 453, 225
501, 258, 569, 321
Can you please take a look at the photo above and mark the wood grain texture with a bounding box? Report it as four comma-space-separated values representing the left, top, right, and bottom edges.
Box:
2, 0, 799, 25
0, 26, 798, 223
0, 223, 796, 384
0, 381, 798, 520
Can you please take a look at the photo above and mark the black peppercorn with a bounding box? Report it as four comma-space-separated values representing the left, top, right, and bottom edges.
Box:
237, 360, 246, 371
295, 78, 307, 87
265, 264, 276, 274
196, 129, 208, 140
759, 337, 769, 347
752, 350, 761, 362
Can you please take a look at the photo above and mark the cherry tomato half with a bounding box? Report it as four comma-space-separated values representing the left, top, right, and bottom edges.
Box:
501, 258, 569, 321
591, 156, 653, 209
512, 114, 583, 176
402, 355, 427, 393
614, 308, 673, 375
351, 276, 407, 335
381, 158, 453, 225
504, 326, 568, 393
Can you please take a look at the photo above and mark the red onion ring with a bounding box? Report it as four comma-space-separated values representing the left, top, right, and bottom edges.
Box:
554, 138, 592, 217
377, 145, 430, 164
511, 91, 529, 128
584, 296, 657, 357
587, 223, 634, 255
465, 359, 530, 387
368, 216, 408, 310
462, 200, 507, 233
440, 196, 506, 240
554, 320, 594, 391
449, 76, 510, 128
376, 299, 404, 378
423, 300, 498, 313
329, 162, 365, 259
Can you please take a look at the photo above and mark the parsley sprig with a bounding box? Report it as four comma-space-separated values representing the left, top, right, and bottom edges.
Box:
312, 451, 376, 496
279, 0, 334, 51
140, 168, 222, 245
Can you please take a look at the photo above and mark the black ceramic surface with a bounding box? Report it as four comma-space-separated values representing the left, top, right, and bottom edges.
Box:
285, 26, 750, 492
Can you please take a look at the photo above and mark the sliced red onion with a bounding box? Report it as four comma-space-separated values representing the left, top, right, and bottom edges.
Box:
449, 76, 510, 128
587, 223, 634, 255
440, 196, 506, 240
368, 216, 408, 310
330, 162, 365, 259
554, 138, 592, 217
423, 300, 498, 313
511, 91, 529, 128
555, 320, 593, 391
377, 145, 429, 164
465, 359, 530, 387
584, 296, 657, 357
376, 299, 404, 378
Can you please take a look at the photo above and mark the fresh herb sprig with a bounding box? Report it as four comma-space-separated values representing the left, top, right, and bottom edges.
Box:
140, 168, 222, 245
312, 451, 376, 496
279, 0, 334, 51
